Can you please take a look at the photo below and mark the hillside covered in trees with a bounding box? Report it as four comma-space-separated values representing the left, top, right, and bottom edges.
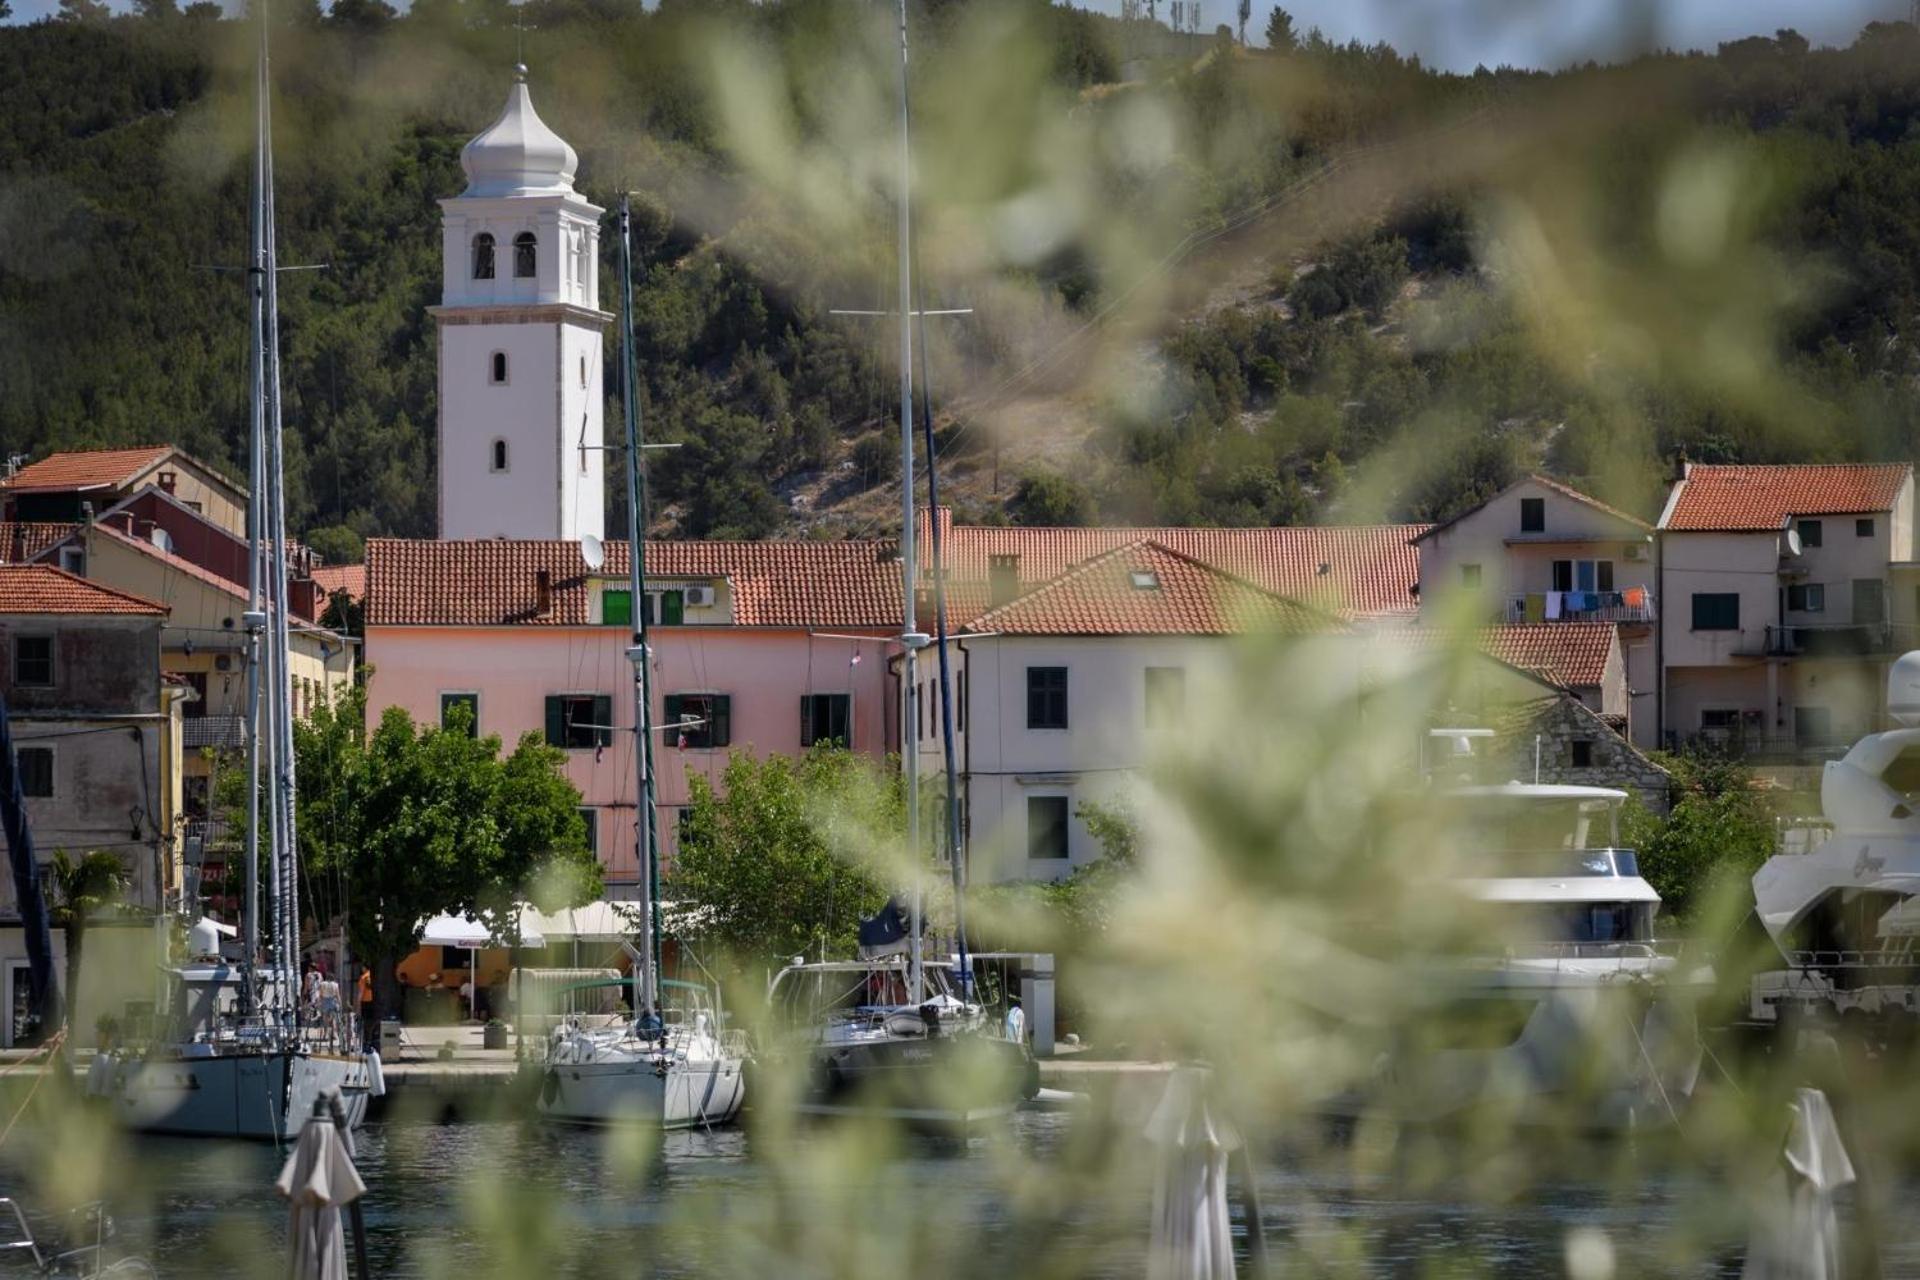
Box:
6, 5, 1920, 554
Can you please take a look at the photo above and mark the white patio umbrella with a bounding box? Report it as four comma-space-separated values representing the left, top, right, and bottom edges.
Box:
1743, 1087, 1857, 1280
1145, 1067, 1239, 1280
275, 1112, 368, 1280
419, 912, 545, 1021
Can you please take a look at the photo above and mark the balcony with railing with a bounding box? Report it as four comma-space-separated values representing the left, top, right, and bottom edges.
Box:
181, 714, 248, 752
1756, 623, 1893, 659
1503, 590, 1655, 625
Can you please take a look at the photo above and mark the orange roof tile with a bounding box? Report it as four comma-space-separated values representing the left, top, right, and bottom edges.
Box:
366, 538, 906, 629
969, 539, 1345, 636
0, 565, 166, 616
1661, 464, 1912, 532
0, 522, 78, 564
1, 447, 173, 494
931, 521, 1426, 622
1404, 621, 1617, 689
311, 564, 367, 604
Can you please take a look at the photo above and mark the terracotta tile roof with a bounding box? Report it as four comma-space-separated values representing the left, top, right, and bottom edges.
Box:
92, 522, 251, 603
0, 446, 173, 494
365, 538, 906, 628
1661, 463, 1912, 532
930, 520, 1427, 622
968, 539, 1346, 636
311, 564, 367, 604
0, 522, 78, 564
0, 565, 166, 616
1401, 621, 1617, 690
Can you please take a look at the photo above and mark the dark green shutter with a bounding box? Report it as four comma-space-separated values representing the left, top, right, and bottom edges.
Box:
712, 695, 731, 747
593, 695, 613, 747
664, 696, 683, 745
800, 695, 812, 749
545, 696, 564, 747
603, 589, 631, 627
662, 591, 685, 626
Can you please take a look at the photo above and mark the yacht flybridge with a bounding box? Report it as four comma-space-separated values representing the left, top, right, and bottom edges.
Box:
1346, 780, 1703, 1130
1747, 652, 1920, 1031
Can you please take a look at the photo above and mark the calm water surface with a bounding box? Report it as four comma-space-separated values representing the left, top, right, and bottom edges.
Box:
10, 1112, 1920, 1278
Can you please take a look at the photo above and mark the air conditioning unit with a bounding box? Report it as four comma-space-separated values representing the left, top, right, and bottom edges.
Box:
683, 585, 715, 608
1624, 544, 1648, 561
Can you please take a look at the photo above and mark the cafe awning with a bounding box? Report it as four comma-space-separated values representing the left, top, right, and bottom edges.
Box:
418, 913, 544, 949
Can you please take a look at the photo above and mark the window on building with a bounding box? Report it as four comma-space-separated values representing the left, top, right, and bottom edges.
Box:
1787, 583, 1826, 613
1854, 579, 1886, 625
1026, 667, 1068, 730
440, 692, 479, 737
1028, 796, 1070, 860
1569, 739, 1593, 768
490, 353, 507, 385
1520, 497, 1544, 533
16, 748, 51, 799
643, 590, 685, 627
1551, 560, 1614, 593
472, 232, 496, 280
1798, 518, 1823, 548
1691, 593, 1740, 631
56, 545, 84, 577
490, 438, 508, 472
801, 693, 851, 749
1700, 709, 1741, 743
1144, 666, 1186, 731
957, 670, 966, 734
1857, 517, 1876, 538
663, 693, 730, 749
513, 232, 537, 278
579, 354, 588, 389
603, 589, 631, 627
12, 637, 52, 689
1795, 706, 1833, 748
1461, 564, 1482, 587
544, 694, 612, 749
577, 807, 597, 857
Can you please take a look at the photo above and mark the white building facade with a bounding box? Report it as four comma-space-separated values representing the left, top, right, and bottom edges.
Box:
434, 68, 609, 543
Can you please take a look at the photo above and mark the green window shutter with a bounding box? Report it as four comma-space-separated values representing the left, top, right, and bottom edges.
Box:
544, 696, 564, 747
603, 589, 631, 627
664, 696, 683, 744
800, 695, 812, 748
661, 591, 685, 626
712, 695, 731, 747
593, 694, 614, 747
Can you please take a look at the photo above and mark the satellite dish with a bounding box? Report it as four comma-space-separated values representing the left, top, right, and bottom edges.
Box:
150, 527, 174, 555
1784, 527, 1803, 557
579, 532, 605, 571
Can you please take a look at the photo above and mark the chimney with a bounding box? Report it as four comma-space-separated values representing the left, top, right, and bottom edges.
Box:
988, 553, 1020, 608
1672, 449, 1690, 483
914, 585, 934, 620
535, 568, 554, 616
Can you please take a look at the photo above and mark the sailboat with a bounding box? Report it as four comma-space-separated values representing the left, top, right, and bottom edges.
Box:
534, 194, 747, 1129
85, 1, 382, 1139
761, 0, 1036, 1128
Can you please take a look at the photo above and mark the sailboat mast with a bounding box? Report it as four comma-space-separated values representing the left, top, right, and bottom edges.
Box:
619, 196, 659, 1018
239, 0, 269, 1019
893, 0, 924, 1007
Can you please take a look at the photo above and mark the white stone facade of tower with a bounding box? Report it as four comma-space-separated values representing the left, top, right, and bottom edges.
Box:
433, 68, 609, 543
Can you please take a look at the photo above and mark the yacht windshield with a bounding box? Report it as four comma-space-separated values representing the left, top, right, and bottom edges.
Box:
1512, 902, 1653, 944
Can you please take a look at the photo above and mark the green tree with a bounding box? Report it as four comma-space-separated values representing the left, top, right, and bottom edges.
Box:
294, 685, 601, 1031
1009, 469, 1095, 526
49, 850, 128, 1045
305, 524, 365, 566
1263, 5, 1294, 51
1621, 751, 1775, 925
55, 0, 111, 21
669, 748, 896, 967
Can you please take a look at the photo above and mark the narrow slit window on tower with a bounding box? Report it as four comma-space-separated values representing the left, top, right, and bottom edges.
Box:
472, 232, 495, 280
513, 232, 537, 278
491, 439, 508, 473
490, 352, 507, 385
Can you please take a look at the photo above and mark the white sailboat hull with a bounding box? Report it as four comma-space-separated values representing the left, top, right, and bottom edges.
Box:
92, 1049, 375, 1140
538, 1055, 745, 1128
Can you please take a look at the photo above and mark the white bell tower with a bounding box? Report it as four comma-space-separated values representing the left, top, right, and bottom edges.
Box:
433, 65, 608, 542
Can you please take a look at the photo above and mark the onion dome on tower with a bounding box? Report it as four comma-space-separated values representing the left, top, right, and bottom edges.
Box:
459, 64, 579, 198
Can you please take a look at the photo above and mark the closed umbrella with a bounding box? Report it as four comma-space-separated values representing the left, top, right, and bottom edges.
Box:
1742, 1087, 1857, 1280
1145, 1067, 1238, 1280
276, 1111, 368, 1280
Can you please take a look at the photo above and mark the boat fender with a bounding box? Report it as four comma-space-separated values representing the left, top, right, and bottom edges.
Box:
366, 1050, 386, 1099
84, 1052, 113, 1098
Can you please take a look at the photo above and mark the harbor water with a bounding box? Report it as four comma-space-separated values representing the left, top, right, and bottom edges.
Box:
9, 1108, 1920, 1277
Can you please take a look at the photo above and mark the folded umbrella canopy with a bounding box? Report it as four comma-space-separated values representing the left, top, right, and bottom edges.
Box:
276, 1111, 368, 1280
1743, 1087, 1857, 1280
1145, 1067, 1239, 1280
